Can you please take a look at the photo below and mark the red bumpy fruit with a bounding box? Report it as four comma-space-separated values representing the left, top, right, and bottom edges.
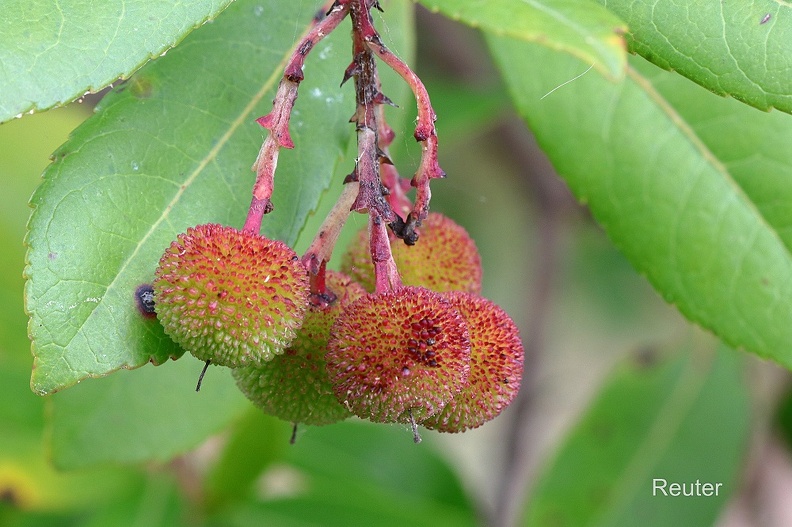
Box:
233, 271, 366, 425
422, 291, 524, 432
154, 223, 309, 367
326, 286, 471, 423
341, 213, 482, 294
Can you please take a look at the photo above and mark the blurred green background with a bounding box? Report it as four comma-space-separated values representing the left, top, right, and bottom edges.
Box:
3, 6, 792, 527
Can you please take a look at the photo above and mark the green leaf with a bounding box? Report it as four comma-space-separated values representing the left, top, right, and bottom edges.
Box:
414, 0, 627, 79
203, 410, 293, 509
489, 36, 792, 369
524, 344, 750, 526
594, 0, 792, 114
212, 420, 477, 527
49, 358, 247, 469
0, 0, 234, 123
628, 58, 792, 252
79, 472, 186, 527
0, 106, 141, 512
25, 0, 361, 394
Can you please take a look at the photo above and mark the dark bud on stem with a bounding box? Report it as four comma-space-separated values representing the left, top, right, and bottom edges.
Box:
388, 214, 419, 246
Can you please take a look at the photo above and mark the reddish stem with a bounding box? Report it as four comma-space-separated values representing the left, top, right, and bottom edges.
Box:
360, 15, 445, 232
347, 0, 401, 293
242, 195, 274, 234
370, 212, 401, 293
375, 91, 412, 219
301, 180, 359, 298
245, 1, 350, 234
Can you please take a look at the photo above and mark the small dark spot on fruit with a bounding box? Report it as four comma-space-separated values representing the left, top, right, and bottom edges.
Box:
135, 284, 156, 318
426, 338, 435, 346
401, 366, 411, 376
427, 359, 438, 367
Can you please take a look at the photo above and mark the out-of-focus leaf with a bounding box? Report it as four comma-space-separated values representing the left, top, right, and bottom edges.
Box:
26, 0, 357, 394
595, 0, 792, 114
0, 0, 234, 122
425, 81, 511, 146
775, 386, 792, 450
524, 344, 750, 526
415, 0, 627, 79
210, 420, 476, 527
79, 470, 185, 527
0, 106, 90, 234
0, 106, 138, 512
489, 36, 792, 369
203, 410, 293, 509
49, 357, 247, 469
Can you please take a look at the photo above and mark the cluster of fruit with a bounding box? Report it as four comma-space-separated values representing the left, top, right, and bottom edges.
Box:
153, 213, 523, 437
150, 0, 523, 441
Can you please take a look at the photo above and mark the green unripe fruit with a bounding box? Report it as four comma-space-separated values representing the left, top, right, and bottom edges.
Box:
153, 223, 309, 367
422, 291, 523, 433
341, 213, 482, 294
233, 271, 366, 425
326, 286, 471, 424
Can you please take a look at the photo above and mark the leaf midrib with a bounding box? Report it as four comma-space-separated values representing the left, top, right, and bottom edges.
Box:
626, 63, 792, 263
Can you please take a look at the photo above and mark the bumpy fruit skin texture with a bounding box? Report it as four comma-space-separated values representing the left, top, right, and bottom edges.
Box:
341, 213, 482, 294
154, 224, 309, 367
233, 271, 365, 425
422, 291, 523, 433
326, 286, 471, 423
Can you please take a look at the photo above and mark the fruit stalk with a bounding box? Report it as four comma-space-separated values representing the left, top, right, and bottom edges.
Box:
354, 3, 444, 238
301, 180, 360, 300
348, 0, 402, 293
244, 1, 350, 234
375, 83, 412, 220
